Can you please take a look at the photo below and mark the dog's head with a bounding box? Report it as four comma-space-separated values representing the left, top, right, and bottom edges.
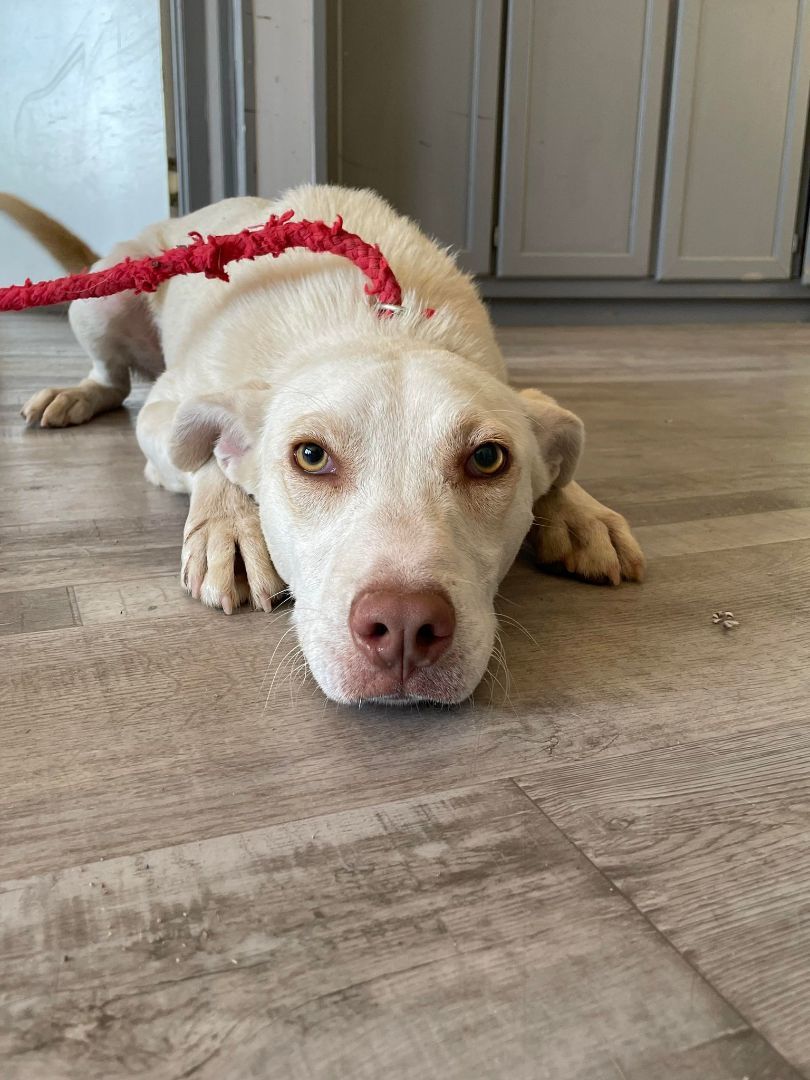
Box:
171, 345, 583, 704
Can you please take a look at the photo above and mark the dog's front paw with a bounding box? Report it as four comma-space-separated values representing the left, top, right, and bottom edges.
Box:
181, 477, 284, 613
532, 481, 645, 585
21, 382, 125, 427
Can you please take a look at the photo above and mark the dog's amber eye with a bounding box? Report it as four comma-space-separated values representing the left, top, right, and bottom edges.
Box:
467, 442, 508, 478
293, 442, 335, 474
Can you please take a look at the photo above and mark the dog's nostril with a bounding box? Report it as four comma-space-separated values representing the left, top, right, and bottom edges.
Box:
350, 589, 456, 678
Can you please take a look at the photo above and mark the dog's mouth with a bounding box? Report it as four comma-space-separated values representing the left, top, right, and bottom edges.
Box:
361, 692, 458, 707
366, 693, 423, 706
331, 651, 474, 706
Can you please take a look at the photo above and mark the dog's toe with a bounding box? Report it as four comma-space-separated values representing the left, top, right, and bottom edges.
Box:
533, 484, 645, 586
41, 390, 95, 427
181, 501, 284, 614
21, 387, 61, 426
561, 520, 624, 585
22, 382, 124, 428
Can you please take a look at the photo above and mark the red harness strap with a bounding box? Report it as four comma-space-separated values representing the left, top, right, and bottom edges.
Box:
0, 211, 410, 313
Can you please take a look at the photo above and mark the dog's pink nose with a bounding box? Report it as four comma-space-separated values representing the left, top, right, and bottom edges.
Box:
350, 589, 456, 680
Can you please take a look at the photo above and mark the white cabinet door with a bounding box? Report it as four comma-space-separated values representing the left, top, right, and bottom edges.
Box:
657, 0, 810, 281
497, 0, 669, 278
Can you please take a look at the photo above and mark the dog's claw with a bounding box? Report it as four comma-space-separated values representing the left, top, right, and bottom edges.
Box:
221, 595, 233, 615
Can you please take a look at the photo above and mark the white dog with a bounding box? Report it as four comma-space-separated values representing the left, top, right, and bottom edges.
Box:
11, 186, 644, 704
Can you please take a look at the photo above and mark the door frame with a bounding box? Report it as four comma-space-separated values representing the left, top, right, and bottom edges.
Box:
167, 0, 255, 213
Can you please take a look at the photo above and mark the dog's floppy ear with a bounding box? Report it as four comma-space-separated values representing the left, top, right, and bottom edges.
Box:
519, 388, 584, 495
170, 380, 271, 495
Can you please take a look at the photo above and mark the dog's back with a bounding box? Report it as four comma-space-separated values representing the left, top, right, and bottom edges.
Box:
145, 186, 505, 389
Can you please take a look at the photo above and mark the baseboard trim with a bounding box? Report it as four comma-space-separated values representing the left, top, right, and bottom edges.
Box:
486, 297, 810, 326
478, 277, 810, 300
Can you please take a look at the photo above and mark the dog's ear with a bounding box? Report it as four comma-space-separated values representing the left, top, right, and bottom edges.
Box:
519, 388, 584, 495
170, 381, 271, 495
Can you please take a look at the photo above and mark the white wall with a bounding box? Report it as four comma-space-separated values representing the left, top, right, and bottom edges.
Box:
0, 0, 169, 284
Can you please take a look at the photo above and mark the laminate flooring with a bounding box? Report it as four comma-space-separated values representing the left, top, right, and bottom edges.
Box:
2, 313, 809, 1079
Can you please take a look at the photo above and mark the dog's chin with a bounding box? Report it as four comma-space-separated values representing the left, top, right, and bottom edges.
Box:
297, 628, 494, 707
311, 655, 479, 707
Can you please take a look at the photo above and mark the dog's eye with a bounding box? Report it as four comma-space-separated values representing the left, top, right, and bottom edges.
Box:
293, 442, 335, 475
467, 442, 508, 478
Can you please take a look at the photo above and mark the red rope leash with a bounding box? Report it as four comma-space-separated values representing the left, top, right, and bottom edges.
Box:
0, 210, 407, 313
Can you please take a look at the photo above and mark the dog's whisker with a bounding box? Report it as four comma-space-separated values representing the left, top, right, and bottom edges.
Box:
289, 654, 310, 688
261, 625, 298, 695
493, 645, 511, 696
485, 640, 504, 701
282, 645, 308, 706
484, 630, 515, 710
268, 640, 304, 701
495, 591, 519, 608
496, 612, 538, 645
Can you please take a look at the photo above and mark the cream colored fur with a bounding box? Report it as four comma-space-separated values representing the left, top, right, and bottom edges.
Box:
17, 185, 645, 704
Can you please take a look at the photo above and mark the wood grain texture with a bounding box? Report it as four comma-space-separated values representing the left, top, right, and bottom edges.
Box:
634, 506, 810, 558
71, 574, 205, 625
519, 723, 810, 1075
0, 782, 799, 1080
0, 516, 185, 593
3, 313, 810, 1077
0, 586, 76, 636
2, 535, 809, 884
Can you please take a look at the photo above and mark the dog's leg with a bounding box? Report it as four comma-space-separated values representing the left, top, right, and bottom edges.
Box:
21, 244, 163, 428
531, 481, 645, 585
137, 397, 283, 611
136, 398, 190, 494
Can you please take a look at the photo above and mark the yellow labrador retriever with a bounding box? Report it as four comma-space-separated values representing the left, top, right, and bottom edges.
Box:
8, 186, 644, 704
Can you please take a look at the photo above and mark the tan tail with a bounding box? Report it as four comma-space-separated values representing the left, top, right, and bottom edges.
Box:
0, 193, 99, 274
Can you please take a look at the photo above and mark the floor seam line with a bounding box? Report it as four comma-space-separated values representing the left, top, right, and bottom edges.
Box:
506, 776, 806, 1079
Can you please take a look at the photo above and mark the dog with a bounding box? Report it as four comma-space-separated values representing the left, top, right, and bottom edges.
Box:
5, 186, 645, 705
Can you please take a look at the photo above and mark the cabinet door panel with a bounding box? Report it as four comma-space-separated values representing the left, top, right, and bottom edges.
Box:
331, 0, 502, 274
497, 0, 669, 278
657, 0, 810, 280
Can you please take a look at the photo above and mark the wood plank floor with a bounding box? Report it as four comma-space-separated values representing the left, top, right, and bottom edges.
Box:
1, 312, 809, 1079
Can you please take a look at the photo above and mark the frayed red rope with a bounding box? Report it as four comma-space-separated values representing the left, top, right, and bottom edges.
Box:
0, 211, 407, 313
